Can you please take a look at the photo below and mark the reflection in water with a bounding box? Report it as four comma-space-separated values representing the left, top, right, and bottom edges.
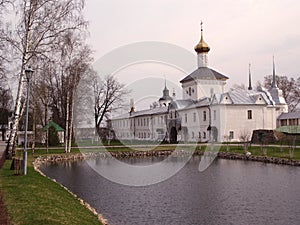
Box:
41, 156, 300, 225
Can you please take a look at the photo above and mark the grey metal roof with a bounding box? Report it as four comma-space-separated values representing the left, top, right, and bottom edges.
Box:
169, 99, 195, 110
216, 89, 272, 105
180, 67, 229, 83
186, 97, 210, 109
112, 106, 168, 120
278, 111, 300, 120
131, 106, 168, 117
268, 87, 287, 105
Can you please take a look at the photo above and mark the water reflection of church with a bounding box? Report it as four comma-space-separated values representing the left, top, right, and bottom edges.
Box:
108, 25, 288, 143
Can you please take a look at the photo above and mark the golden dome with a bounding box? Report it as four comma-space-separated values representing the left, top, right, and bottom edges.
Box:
194, 33, 210, 53
194, 22, 210, 53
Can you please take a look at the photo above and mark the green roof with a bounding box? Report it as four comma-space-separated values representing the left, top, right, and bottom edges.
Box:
275, 125, 300, 134
43, 121, 64, 131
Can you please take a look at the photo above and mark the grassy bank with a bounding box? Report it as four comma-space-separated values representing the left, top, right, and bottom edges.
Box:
218, 144, 300, 160
0, 155, 102, 225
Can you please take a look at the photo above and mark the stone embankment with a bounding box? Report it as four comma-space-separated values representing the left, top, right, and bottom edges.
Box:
217, 152, 300, 166
34, 150, 300, 168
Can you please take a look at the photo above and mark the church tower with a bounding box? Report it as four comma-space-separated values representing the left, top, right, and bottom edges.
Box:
180, 23, 228, 100
268, 56, 288, 113
159, 80, 173, 106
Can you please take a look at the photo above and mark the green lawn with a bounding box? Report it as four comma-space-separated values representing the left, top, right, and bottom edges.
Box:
0, 156, 102, 225
219, 144, 300, 160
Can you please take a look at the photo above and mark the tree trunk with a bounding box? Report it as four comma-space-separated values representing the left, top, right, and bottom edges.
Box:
65, 91, 70, 153
6, 1, 33, 158
68, 96, 74, 153
45, 101, 48, 154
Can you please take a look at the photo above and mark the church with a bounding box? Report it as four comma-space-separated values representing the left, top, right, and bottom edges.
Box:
108, 26, 288, 143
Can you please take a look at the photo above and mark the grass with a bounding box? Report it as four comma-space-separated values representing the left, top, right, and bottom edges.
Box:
0, 155, 102, 225
219, 144, 300, 160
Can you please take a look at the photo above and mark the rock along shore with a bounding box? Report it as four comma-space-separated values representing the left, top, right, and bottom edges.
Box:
34, 150, 300, 167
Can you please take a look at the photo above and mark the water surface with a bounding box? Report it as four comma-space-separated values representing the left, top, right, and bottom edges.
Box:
41, 156, 300, 225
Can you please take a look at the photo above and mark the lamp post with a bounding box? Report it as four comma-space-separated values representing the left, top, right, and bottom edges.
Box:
23, 66, 34, 175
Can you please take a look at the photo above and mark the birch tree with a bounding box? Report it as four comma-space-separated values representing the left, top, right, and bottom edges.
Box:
3, 0, 87, 157
60, 32, 92, 153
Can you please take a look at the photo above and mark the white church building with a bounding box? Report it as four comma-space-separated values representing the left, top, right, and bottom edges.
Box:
108, 26, 288, 143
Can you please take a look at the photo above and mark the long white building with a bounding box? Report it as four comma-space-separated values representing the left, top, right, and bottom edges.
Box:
108, 26, 288, 143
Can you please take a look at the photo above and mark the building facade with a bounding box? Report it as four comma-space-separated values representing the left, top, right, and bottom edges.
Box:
108, 25, 288, 143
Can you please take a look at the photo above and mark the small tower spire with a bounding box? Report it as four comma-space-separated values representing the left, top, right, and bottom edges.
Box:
200, 20, 203, 38
271, 56, 278, 88
248, 63, 252, 90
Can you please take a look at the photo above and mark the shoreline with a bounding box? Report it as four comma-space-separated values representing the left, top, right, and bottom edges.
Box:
33, 155, 109, 225
35, 150, 300, 167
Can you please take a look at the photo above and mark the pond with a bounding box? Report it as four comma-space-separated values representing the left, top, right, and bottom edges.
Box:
41, 156, 300, 225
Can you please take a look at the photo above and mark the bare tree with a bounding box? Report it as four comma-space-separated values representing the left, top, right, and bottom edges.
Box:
239, 129, 251, 153
223, 134, 231, 152
93, 74, 129, 137
287, 135, 297, 159
46, 31, 92, 152
274, 131, 286, 152
264, 75, 300, 112
3, 0, 87, 157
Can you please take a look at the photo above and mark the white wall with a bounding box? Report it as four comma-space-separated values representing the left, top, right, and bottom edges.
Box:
216, 105, 278, 142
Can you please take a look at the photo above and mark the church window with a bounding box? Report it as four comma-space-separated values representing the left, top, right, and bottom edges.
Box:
229, 131, 234, 140
203, 111, 207, 121
192, 88, 195, 93
185, 113, 188, 123
203, 132, 206, 139
213, 110, 216, 120
189, 87, 191, 96
193, 112, 196, 122
247, 110, 252, 120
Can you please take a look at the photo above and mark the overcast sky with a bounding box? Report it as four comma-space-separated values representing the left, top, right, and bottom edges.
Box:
84, 0, 300, 93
